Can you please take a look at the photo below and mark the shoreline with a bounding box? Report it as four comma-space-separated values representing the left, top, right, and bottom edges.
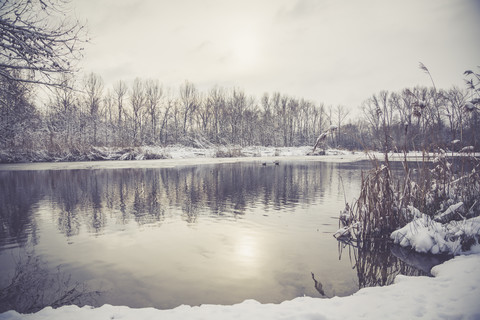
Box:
0, 154, 366, 171
1, 146, 475, 171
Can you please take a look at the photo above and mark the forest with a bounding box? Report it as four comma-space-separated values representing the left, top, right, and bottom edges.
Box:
0, 70, 479, 162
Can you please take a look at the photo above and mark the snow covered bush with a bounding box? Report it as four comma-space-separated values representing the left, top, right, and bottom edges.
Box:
214, 146, 244, 158
337, 152, 480, 255
391, 215, 480, 255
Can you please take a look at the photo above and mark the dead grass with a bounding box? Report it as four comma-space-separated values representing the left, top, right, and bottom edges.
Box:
340, 150, 480, 242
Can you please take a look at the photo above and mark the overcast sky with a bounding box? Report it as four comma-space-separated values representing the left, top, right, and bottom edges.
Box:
72, 0, 480, 110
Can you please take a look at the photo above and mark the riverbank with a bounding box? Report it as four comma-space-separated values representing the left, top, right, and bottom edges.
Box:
0, 152, 364, 171
1, 251, 479, 320
0, 145, 318, 164
0, 145, 476, 171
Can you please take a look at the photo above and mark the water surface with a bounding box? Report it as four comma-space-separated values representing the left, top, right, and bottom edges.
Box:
0, 160, 437, 312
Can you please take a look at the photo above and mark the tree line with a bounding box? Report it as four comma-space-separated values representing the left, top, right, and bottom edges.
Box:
0, 71, 476, 157
1, 72, 333, 153
1, 69, 479, 156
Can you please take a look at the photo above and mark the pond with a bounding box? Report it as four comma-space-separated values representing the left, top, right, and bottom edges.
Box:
0, 159, 447, 313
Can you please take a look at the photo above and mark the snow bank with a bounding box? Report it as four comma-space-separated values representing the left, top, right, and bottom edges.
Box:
0, 147, 367, 171
2, 144, 478, 165
391, 215, 480, 255
2, 254, 479, 320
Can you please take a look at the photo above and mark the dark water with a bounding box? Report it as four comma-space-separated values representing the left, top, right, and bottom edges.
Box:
0, 160, 443, 313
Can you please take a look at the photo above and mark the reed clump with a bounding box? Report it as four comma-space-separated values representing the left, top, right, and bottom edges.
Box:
343, 155, 405, 241
339, 150, 479, 243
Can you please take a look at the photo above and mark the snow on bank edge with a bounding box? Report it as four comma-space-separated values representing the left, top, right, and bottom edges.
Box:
391, 214, 480, 255
2, 254, 479, 320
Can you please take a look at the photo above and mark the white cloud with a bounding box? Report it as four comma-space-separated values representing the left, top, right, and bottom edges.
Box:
73, 0, 480, 109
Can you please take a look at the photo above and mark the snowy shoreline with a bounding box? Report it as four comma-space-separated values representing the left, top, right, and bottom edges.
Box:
0, 146, 365, 171
0, 145, 474, 171
1, 253, 479, 320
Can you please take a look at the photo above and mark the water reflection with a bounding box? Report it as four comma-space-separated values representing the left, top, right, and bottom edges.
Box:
311, 272, 326, 296
0, 162, 335, 244
0, 250, 100, 313
0, 172, 41, 250
390, 245, 450, 274
337, 238, 448, 290
0, 161, 442, 311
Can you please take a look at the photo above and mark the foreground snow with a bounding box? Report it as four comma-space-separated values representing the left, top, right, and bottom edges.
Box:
1, 253, 479, 320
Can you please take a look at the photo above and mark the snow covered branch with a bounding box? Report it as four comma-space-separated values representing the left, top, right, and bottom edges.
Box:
0, 0, 86, 88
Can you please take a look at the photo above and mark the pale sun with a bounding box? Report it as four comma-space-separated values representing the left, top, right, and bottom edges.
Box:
230, 32, 259, 68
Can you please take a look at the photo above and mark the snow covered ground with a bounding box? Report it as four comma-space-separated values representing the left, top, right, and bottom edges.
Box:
1, 145, 473, 171
0, 146, 366, 171
1, 252, 479, 320
1, 144, 479, 166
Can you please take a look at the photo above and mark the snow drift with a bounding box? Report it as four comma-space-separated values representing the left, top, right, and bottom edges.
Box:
1, 254, 479, 320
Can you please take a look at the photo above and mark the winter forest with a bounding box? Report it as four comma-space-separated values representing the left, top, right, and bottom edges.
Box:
2, 70, 480, 162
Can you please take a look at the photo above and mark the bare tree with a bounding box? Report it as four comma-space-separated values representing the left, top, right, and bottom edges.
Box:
84, 73, 103, 117
102, 90, 115, 146
0, 73, 38, 149
313, 102, 326, 141
83, 73, 103, 145
226, 88, 249, 144
334, 105, 350, 147
280, 95, 289, 146
113, 80, 127, 125
0, 0, 86, 88
49, 74, 78, 146
208, 86, 226, 143
144, 79, 163, 143
111, 80, 128, 146
159, 88, 174, 145
196, 92, 212, 137
444, 87, 467, 145
260, 93, 275, 146
179, 80, 198, 135
463, 67, 480, 150
130, 78, 145, 145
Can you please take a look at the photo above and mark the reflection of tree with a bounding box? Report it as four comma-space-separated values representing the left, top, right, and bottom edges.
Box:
0, 254, 100, 313
53, 171, 83, 237
338, 238, 428, 290
129, 170, 165, 225
1, 161, 344, 239
88, 174, 104, 233
117, 176, 128, 224
0, 172, 41, 251
182, 185, 200, 223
